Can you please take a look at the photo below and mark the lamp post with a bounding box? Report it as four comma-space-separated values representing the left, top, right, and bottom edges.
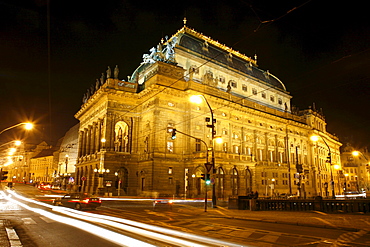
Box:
94, 167, 110, 195
0, 122, 33, 135
310, 135, 335, 199
190, 95, 218, 207
115, 171, 122, 197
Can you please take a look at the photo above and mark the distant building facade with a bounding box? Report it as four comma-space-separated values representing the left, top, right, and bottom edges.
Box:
74, 25, 342, 199
340, 144, 370, 192
54, 124, 79, 190
29, 142, 56, 183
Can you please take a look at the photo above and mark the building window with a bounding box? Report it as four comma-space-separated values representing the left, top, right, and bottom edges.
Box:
278, 98, 283, 105
270, 96, 275, 102
262, 92, 266, 99
168, 167, 173, 175
230, 80, 237, 88
222, 142, 228, 152
252, 88, 257, 95
242, 84, 247, 92
219, 76, 225, 84
167, 141, 174, 153
195, 139, 201, 152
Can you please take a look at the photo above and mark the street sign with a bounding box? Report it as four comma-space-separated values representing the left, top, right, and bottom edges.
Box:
81, 176, 86, 181
205, 162, 212, 172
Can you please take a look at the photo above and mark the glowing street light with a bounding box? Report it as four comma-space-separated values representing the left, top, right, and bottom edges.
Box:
0, 140, 22, 149
0, 122, 33, 135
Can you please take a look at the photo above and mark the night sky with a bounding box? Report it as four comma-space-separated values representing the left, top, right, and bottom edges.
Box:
1, 0, 369, 149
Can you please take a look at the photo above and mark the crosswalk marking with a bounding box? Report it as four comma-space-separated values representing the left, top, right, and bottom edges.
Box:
40, 216, 55, 223
22, 218, 36, 225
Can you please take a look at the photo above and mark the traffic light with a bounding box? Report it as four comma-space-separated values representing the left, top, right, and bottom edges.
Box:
201, 174, 211, 184
0, 171, 8, 180
171, 128, 177, 140
326, 153, 331, 163
205, 174, 211, 185
296, 164, 303, 173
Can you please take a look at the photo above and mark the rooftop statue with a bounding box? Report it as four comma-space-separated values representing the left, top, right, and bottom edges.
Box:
162, 36, 177, 64
114, 65, 119, 79
142, 36, 177, 65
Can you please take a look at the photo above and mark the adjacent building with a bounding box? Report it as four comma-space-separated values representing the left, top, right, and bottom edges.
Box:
74, 24, 342, 199
341, 144, 370, 193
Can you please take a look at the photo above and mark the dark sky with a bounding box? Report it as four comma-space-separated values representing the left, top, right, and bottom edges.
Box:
1, 0, 369, 148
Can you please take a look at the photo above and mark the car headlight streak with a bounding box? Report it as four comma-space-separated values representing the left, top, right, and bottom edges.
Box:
5, 191, 244, 247
1, 191, 155, 247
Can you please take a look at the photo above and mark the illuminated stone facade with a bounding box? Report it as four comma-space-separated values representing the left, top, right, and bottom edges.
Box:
75, 25, 342, 199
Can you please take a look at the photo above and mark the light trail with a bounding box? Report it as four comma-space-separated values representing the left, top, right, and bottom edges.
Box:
7, 191, 246, 247
1, 191, 155, 247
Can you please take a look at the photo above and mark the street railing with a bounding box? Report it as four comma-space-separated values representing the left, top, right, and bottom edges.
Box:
229, 196, 370, 213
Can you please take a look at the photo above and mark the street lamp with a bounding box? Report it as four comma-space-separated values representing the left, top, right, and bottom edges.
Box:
0, 140, 22, 149
351, 150, 369, 192
190, 94, 217, 207
310, 135, 335, 199
0, 122, 33, 135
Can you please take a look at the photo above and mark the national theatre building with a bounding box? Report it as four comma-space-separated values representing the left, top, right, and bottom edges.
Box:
74, 24, 342, 200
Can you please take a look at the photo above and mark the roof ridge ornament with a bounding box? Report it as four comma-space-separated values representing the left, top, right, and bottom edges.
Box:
170, 26, 258, 66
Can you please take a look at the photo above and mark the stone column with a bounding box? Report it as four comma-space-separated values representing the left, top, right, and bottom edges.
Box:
91, 123, 97, 154
78, 131, 83, 158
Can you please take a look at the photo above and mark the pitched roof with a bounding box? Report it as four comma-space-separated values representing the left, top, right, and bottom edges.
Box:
172, 26, 287, 91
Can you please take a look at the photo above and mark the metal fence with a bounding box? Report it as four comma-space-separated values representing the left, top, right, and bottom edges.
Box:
229, 196, 370, 213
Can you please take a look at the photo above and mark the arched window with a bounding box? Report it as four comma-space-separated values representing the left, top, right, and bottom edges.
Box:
216, 167, 225, 199
114, 121, 129, 152
231, 168, 239, 195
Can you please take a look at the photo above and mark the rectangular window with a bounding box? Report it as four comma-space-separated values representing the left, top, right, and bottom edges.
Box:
195, 139, 201, 152
168, 167, 173, 175
252, 88, 257, 95
167, 141, 174, 153
242, 84, 247, 91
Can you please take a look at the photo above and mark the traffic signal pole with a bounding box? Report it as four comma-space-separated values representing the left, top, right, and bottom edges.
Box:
167, 128, 211, 211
